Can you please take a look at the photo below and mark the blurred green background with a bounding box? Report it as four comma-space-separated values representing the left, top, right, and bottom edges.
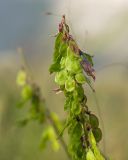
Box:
0, 0, 128, 160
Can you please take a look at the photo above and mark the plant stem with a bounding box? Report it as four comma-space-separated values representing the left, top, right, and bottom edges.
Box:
46, 108, 71, 159
18, 49, 71, 160
81, 104, 89, 148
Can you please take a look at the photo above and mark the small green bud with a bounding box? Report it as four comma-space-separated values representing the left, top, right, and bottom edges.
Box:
46, 126, 60, 152
16, 70, 27, 86
21, 84, 33, 100
51, 139, 60, 152
51, 112, 62, 130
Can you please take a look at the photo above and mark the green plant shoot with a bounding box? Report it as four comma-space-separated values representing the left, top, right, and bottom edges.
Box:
49, 15, 106, 160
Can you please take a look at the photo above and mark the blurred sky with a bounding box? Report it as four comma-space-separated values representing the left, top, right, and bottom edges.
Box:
0, 0, 128, 69
0, 0, 52, 51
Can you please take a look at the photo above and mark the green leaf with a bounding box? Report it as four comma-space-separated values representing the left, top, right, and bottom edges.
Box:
68, 120, 83, 160
60, 57, 66, 69
86, 149, 96, 160
67, 46, 79, 58
59, 42, 68, 57
49, 62, 61, 74
89, 132, 105, 160
67, 46, 74, 57
53, 32, 63, 62
89, 131, 97, 146
49, 33, 64, 74
51, 139, 60, 152
73, 123, 82, 138
40, 126, 60, 151
93, 147, 105, 160
55, 70, 68, 85
65, 77, 75, 92
51, 112, 62, 131
47, 126, 60, 151
75, 73, 86, 84
40, 129, 49, 150
68, 121, 82, 139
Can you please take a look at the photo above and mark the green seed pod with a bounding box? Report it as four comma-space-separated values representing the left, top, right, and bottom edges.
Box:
65, 77, 75, 92
71, 100, 81, 115
73, 85, 84, 102
67, 46, 75, 58
55, 70, 68, 85
65, 56, 82, 74
92, 128, 102, 143
75, 73, 86, 84
89, 114, 99, 129
60, 57, 66, 69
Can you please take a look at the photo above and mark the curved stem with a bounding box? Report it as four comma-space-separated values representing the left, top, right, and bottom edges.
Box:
46, 108, 71, 159
18, 49, 71, 160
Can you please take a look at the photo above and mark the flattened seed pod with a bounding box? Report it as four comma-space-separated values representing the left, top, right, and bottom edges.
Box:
89, 114, 99, 129
92, 128, 102, 143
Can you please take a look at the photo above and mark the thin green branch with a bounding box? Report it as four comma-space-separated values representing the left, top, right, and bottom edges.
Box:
17, 48, 71, 160
46, 108, 71, 159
